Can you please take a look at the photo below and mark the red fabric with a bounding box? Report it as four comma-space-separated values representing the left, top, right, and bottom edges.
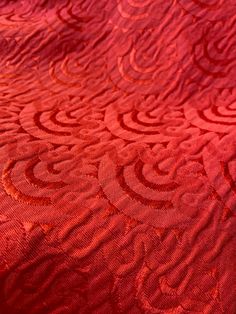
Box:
0, 0, 236, 313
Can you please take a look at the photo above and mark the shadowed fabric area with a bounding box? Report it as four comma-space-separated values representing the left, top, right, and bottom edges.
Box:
0, 0, 236, 313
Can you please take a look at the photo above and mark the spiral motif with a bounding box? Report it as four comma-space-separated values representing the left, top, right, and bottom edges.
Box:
98, 145, 211, 227
0, 0, 235, 313
178, 20, 236, 94
105, 102, 189, 142
0, 146, 100, 223
107, 0, 171, 31
184, 100, 236, 133
107, 23, 181, 95
177, 0, 236, 20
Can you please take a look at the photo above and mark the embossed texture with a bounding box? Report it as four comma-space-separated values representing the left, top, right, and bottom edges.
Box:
0, 0, 236, 313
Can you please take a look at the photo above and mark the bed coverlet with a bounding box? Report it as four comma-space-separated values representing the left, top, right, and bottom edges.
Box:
0, 0, 235, 313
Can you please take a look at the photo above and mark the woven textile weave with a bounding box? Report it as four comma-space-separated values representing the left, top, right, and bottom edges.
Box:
0, 1, 235, 313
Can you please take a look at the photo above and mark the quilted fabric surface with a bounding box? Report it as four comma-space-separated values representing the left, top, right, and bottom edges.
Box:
0, 0, 235, 313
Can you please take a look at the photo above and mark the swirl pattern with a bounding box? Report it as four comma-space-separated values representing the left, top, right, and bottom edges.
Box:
0, 0, 235, 313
